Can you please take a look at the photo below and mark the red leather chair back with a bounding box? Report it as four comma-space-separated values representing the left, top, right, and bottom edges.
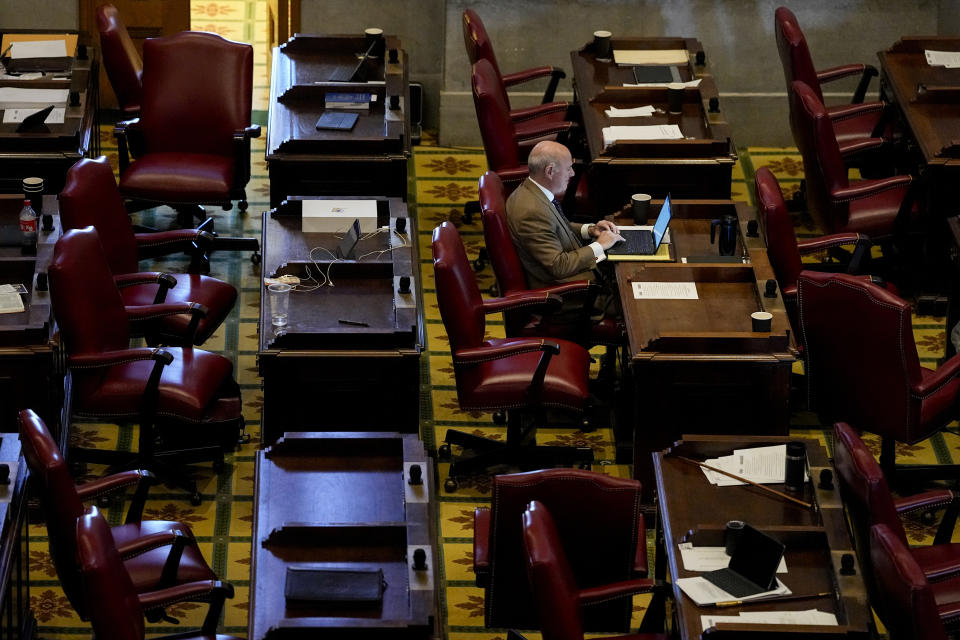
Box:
797, 271, 924, 443
479, 171, 529, 295
870, 524, 948, 640
49, 227, 131, 358
791, 80, 850, 232
486, 469, 641, 629
774, 7, 824, 102
472, 58, 522, 172
18, 409, 88, 614
755, 167, 802, 330
60, 156, 140, 274
96, 3, 142, 114
462, 9, 502, 78
140, 32, 252, 157
521, 500, 586, 640
77, 507, 145, 640
431, 221, 487, 351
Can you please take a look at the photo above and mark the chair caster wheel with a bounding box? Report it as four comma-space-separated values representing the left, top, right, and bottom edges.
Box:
238, 200, 249, 212
493, 411, 507, 425
921, 510, 937, 525
444, 478, 459, 493
97, 495, 111, 508
488, 284, 499, 297
251, 252, 261, 265
438, 443, 452, 460
581, 418, 596, 433
190, 492, 202, 506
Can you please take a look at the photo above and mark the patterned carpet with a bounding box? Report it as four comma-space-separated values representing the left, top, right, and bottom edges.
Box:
26, 2, 958, 638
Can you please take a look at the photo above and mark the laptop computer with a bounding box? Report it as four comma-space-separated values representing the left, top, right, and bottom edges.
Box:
335, 219, 362, 259
606, 194, 672, 257
327, 39, 377, 83
702, 524, 785, 598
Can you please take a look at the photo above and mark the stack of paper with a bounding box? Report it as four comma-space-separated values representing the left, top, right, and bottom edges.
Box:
700, 444, 802, 486
623, 78, 703, 89
3, 107, 65, 124
613, 49, 689, 65
0, 87, 68, 108
0, 285, 24, 315
602, 124, 683, 147
676, 576, 790, 606
9, 40, 67, 59
605, 105, 656, 117
678, 543, 787, 573
702, 609, 838, 629
925, 50, 960, 68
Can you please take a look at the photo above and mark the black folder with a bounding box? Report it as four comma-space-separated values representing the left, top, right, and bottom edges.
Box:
284, 567, 386, 605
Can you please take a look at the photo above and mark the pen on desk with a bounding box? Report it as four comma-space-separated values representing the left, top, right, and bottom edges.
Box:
676, 456, 814, 509
0, 43, 12, 59
713, 591, 832, 608
338, 319, 369, 327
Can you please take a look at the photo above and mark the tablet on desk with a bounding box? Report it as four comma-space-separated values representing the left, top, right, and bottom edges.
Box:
316, 111, 359, 131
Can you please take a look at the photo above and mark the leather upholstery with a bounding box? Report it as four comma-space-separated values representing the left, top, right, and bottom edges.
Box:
60, 157, 238, 345
118, 31, 255, 205
18, 410, 216, 619
432, 221, 589, 412
870, 524, 951, 640
476, 469, 646, 630
521, 500, 664, 640
473, 59, 526, 172
791, 81, 910, 238
96, 4, 142, 114
774, 6, 885, 146
798, 271, 960, 446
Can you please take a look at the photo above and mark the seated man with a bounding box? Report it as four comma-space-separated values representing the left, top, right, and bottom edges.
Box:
506, 140, 622, 317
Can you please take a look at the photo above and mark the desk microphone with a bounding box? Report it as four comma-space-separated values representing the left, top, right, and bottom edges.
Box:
695, 50, 706, 65
69, 91, 80, 107
408, 463, 422, 485
0, 464, 9, 485
708, 97, 720, 113
398, 276, 411, 294
395, 217, 406, 233
388, 48, 399, 64
764, 279, 777, 298
389, 95, 400, 110
746, 219, 759, 237
36, 272, 48, 292
412, 548, 427, 571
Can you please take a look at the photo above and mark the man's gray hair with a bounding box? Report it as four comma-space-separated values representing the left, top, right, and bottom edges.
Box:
526, 141, 567, 177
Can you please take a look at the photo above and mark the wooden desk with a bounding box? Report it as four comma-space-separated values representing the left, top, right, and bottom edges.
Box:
612, 201, 796, 489
570, 38, 736, 212
0, 40, 99, 194
266, 34, 411, 207
653, 436, 871, 639
257, 197, 423, 444
0, 436, 34, 639
250, 432, 438, 640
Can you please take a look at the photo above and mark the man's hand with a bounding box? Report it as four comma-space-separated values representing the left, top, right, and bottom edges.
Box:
594, 219, 618, 234
596, 228, 623, 250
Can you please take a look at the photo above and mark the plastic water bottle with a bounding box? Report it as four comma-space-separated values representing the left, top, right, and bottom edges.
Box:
19, 200, 37, 254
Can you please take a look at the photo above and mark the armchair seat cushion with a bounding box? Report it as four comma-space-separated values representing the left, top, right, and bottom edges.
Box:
120, 152, 235, 203
841, 183, 912, 238
917, 366, 960, 430
121, 275, 237, 344
456, 338, 589, 412
111, 520, 216, 590
913, 544, 960, 583
829, 105, 883, 144
75, 348, 234, 421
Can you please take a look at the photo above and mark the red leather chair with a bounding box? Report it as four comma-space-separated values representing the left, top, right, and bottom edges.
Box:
521, 500, 666, 640
19, 409, 218, 622
49, 227, 244, 505
791, 80, 914, 241
755, 166, 873, 336
431, 221, 593, 492
462, 9, 566, 112
797, 271, 960, 485
77, 506, 239, 640
774, 7, 887, 149
833, 422, 960, 589
478, 170, 621, 346
96, 4, 142, 116
115, 31, 260, 219
473, 469, 647, 631
870, 524, 960, 640
60, 157, 245, 346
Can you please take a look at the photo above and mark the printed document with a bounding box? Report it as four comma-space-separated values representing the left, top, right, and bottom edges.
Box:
702, 609, 838, 629
678, 543, 787, 573
632, 281, 697, 300
925, 50, 960, 68
602, 124, 684, 147
614, 49, 689, 65
676, 576, 790, 606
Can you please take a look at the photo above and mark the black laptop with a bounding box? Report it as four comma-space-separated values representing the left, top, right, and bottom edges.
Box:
335, 219, 362, 259
606, 195, 672, 257
327, 40, 377, 83
702, 524, 785, 598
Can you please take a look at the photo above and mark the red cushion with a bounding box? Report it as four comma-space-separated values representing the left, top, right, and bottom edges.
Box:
111, 520, 216, 591
913, 544, 960, 583
120, 152, 235, 202
842, 182, 911, 238
120, 275, 237, 344
828, 105, 883, 144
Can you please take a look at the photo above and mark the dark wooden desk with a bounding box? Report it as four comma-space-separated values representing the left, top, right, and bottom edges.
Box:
0, 40, 99, 194
570, 38, 736, 212
0, 436, 34, 639
266, 34, 411, 207
257, 196, 423, 443
250, 432, 438, 640
612, 201, 796, 491
653, 436, 871, 639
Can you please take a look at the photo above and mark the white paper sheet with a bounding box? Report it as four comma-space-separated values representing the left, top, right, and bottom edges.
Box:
632, 281, 698, 300
602, 124, 684, 147
702, 609, 838, 629
676, 576, 790, 606
0, 284, 24, 314
605, 105, 657, 117
614, 49, 689, 65
0, 87, 68, 107
678, 543, 787, 573
701, 444, 788, 486
3, 107, 65, 123
9, 40, 67, 59
623, 78, 703, 89
925, 49, 960, 68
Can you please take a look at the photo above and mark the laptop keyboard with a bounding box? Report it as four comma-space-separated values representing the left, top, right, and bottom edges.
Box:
703, 568, 766, 599
609, 230, 655, 255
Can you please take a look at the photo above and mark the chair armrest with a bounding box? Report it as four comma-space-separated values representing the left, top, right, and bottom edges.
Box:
482, 291, 563, 315
830, 175, 912, 204
579, 578, 658, 606
895, 489, 956, 515
525, 280, 595, 298
634, 513, 648, 578
495, 166, 530, 189
796, 233, 866, 255
515, 120, 575, 144
827, 101, 884, 121
818, 63, 878, 103
116, 528, 191, 560
838, 137, 886, 157
115, 272, 178, 304
236, 124, 261, 140
503, 66, 563, 87
68, 347, 173, 371
126, 302, 208, 345
455, 338, 560, 366
913, 353, 960, 397
76, 469, 153, 502
114, 117, 142, 173
510, 101, 569, 123
135, 229, 214, 257
473, 507, 491, 587
138, 579, 225, 611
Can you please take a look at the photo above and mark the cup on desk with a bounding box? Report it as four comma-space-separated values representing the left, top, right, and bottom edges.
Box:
593, 30, 612, 60
784, 441, 807, 493
631, 193, 652, 225
268, 283, 292, 327
22, 177, 43, 216
365, 27, 385, 57
667, 82, 685, 114
724, 520, 745, 556
751, 311, 773, 332
710, 214, 738, 256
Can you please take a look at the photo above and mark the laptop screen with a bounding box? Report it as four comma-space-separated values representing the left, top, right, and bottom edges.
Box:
728, 524, 785, 590
652, 195, 672, 248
